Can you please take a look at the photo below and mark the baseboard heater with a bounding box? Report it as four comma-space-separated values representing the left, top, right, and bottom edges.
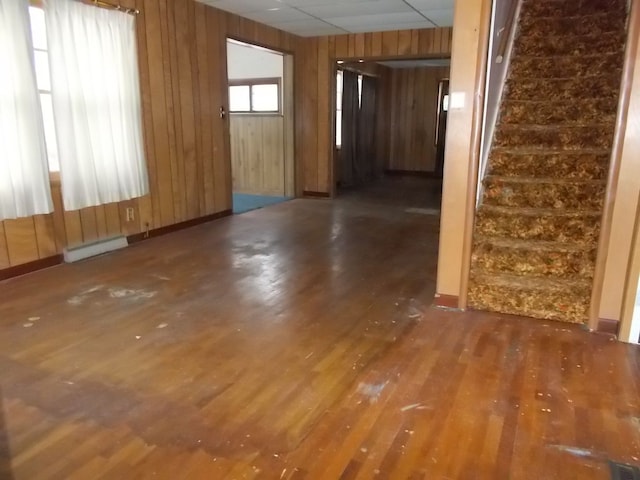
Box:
63, 235, 128, 263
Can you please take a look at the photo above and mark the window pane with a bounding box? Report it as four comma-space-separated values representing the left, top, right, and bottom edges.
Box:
229, 85, 250, 111
39, 93, 60, 172
28, 7, 47, 50
336, 112, 342, 147
34, 50, 51, 91
251, 84, 279, 112
442, 94, 449, 112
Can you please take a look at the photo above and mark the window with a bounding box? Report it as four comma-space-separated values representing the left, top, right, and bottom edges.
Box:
28, 6, 60, 172
229, 78, 281, 113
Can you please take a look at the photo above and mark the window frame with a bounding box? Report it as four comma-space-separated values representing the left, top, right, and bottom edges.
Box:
228, 77, 282, 115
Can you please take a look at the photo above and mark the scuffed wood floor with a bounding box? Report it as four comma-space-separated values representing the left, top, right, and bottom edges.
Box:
0, 178, 639, 479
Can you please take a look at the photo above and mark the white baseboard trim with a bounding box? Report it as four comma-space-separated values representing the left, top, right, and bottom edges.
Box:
63, 235, 128, 263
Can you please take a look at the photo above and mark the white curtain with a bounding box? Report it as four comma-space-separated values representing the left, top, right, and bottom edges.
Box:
46, 0, 148, 211
0, 0, 54, 221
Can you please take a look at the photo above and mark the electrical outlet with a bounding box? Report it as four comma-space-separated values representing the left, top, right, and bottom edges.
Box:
126, 207, 135, 222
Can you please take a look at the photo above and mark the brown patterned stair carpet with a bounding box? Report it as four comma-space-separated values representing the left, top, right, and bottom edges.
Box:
468, 0, 628, 323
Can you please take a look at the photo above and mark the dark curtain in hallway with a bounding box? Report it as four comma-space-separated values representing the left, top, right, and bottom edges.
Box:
356, 75, 378, 183
340, 70, 359, 187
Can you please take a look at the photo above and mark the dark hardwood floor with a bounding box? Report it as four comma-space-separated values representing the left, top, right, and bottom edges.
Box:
0, 177, 638, 479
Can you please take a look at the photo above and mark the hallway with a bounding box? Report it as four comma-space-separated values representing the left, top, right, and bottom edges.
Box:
0, 181, 638, 479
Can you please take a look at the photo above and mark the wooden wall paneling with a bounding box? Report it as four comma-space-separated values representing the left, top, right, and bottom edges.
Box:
32, 214, 57, 258
50, 183, 67, 250
379, 66, 449, 173
302, 38, 319, 192
206, 9, 226, 212
372, 32, 383, 57
176, 0, 200, 221
284, 54, 296, 197
0, 224, 9, 269
104, 203, 122, 238
63, 211, 83, 249
143, 0, 175, 228
398, 30, 412, 55
335, 35, 349, 59
79, 208, 99, 244
4, 219, 40, 266
382, 31, 399, 56
164, 0, 187, 222
317, 37, 331, 194
354, 34, 365, 58
194, 2, 215, 215
94, 206, 108, 240
135, 0, 159, 231
411, 30, 420, 55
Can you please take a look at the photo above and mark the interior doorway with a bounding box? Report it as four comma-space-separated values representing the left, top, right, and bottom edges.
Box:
226, 39, 295, 214
333, 58, 451, 213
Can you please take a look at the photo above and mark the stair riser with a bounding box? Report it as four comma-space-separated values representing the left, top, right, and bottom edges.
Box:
500, 100, 617, 126
494, 128, 613, 150
521, 0, 626, 19
505, 76, 621, 102
468, 283, 590, 324
482, 181, 606, 210
488, 153, 610, 180
519, 13, 624, 37
515, 33, 624, 58
475, 211, 600, 244
471, 247, 597, 278
510, 54, 623, 80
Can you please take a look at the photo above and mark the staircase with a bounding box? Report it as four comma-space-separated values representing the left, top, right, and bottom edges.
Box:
468, 0, 628, 323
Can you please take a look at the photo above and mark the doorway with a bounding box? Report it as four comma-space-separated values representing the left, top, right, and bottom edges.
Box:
226, 39, 295, 214
333, 58, 451, 213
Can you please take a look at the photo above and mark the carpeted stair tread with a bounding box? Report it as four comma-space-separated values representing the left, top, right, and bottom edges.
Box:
472, 237, 597, 278
510, 54, 623, 79
482, 176, 606, 209
468, 272, 592, 323
473, 235, 597, 252
505, 75, 622, 102
519, 12, 625, 38
475, 206, 601, 244
500, 99, 618, 126
494, 125, 614, 150
488, 151, 610, 180
516, 32, 625, 57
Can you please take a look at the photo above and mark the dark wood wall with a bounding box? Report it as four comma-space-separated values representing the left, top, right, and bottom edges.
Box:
0, 0, 452, 272
378, 65, 450, 173
297, 28, 453, 195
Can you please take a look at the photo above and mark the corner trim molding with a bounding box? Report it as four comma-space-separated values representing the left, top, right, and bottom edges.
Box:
433, 294, 460, 309
596, 318, 620, 337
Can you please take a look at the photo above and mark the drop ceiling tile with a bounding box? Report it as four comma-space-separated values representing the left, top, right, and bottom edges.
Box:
420, 8, 454, 26
270, 18, 347, 36
277, 0, 366, 6
328, 11, 426, 28
405, 0, 453, 10
300, 0, 411, 18
205, 0, 284, 14
242, 8, 314, 23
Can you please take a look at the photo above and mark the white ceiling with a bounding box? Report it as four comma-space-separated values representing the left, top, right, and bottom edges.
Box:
197, 0, 454, 37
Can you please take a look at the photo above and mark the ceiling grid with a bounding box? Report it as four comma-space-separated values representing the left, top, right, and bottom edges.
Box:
197, 0, 454, 37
